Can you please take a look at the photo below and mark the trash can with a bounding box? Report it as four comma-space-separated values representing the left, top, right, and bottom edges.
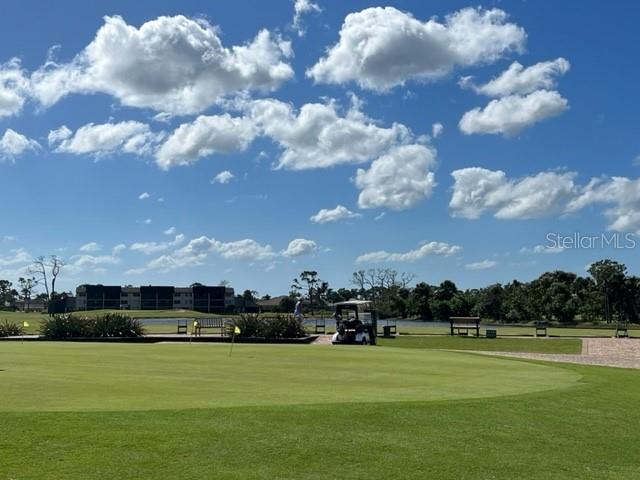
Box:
383, 326, 393, 337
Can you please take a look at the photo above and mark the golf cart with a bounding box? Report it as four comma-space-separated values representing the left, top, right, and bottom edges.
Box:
331, 300, 378, 345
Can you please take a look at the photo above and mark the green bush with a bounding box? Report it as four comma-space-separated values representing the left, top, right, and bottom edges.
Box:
40, 314, 92, 338
0, 320, 23, 337
259, 315, 306, 338
234, 314, 306, 339
232, 314, 262, 337
91, 313, 145, 338
40, 314, 145, 339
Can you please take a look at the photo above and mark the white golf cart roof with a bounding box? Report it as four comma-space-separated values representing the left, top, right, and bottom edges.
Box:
334, 300, 372, 307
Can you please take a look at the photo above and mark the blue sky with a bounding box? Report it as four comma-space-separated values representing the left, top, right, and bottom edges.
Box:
1, 0, 639, 296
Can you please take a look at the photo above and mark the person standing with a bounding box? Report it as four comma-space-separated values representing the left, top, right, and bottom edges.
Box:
294, 297, 303, 320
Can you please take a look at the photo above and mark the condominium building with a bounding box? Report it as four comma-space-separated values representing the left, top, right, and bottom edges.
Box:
75, 284, 235, 313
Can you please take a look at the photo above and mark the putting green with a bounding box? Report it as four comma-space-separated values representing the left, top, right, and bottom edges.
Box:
0, 343, 581, 412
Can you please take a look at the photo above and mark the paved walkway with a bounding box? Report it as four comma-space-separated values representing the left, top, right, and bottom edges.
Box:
311, 335, 640, 369
478, 338, 640, 369
311, 335, 333, 345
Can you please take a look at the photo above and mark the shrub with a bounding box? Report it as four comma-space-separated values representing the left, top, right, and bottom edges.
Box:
259, 315, 306, 338
40, 314, 92, 338
233, 314, 262, 338
0, 320, 23, 337
234, 314, 306, 339
91, 313, 145, 338
40, 314, 145, 339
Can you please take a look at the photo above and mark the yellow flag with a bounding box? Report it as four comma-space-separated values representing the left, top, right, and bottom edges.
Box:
23, 321, 29, 328
234, 326, 241, 334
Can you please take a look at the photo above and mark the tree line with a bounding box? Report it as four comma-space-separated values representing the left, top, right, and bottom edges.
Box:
2, 256, 638, 325
0, 255, 65, 311
281, 259, 638, 324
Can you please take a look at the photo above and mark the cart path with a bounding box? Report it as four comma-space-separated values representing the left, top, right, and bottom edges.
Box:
311, 336, 640, 369
311, 334, 333, 345
473, 338, 640, 369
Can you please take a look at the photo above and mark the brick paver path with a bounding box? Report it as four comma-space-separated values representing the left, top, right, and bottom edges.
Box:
479, 338, 640, 369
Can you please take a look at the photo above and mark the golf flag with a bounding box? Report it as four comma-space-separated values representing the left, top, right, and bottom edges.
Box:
234, 326, 241, 334
23, 321, 29, 327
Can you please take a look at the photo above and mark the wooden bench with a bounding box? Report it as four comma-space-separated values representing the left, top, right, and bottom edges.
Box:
615, 323, 629, 338
449, 317, 480, 336
449, 317, 481, 337
535, 322, 548, 337
314, 317, 326, 334
176, 319, 189, 334
193, 317, 228, 336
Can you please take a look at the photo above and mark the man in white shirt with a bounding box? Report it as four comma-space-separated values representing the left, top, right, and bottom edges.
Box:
294, 297, 303, 320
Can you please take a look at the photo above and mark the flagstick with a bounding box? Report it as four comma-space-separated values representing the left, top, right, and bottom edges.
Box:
190, 320, 197, 344
229, 330, 235, 356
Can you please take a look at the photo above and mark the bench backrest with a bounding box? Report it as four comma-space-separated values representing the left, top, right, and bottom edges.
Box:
449, 316, 481, 326
197, 318, 225, 328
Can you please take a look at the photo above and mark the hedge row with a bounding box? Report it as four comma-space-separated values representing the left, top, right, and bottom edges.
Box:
233, 314, 307, 338
40, 313, 145, 339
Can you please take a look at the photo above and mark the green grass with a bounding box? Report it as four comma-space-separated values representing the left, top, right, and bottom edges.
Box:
2, 342, 640, 479
378, 335, 583, 354
0, 343, 577, 412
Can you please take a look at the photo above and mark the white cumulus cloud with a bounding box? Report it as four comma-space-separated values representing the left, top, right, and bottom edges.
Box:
356, 241, 461, 263
307, 6, 525, 91
567, 176, 640, 234
248, 97, 411, 170
50, 121, 159, 156
449, 168, 640, 234
355, 144, 437, 210
431, 122, 444, 139
282, 238, 317, 257
129, 234, 185, 255
0, 58, 29, 119
138, 192, 150, 200
30, 15, 293, 114
459, 90, 568, 136
0, 129, 39, 162
310, 205, 361, 223
134, 234, 320, 273
449, 167, 578, 220
66, 244, 127, 275
155, 114, 257, 169
212, 170, 235, 184
293, 0, 322, 36
0, 248, 32, 267
520, 245, 565, 254
466, 259, 497, 270
461, 58, 570, 97
79, 242, 101, 252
